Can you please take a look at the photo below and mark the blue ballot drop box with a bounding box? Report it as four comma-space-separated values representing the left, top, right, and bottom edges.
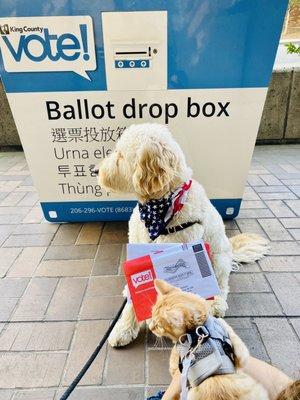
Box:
0, 1, 288, 222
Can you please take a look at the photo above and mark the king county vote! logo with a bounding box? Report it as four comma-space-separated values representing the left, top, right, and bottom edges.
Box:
0, 16, 96, 79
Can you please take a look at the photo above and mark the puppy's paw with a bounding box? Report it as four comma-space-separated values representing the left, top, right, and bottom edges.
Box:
210, 296, 228, 317
108, 321, 140, 348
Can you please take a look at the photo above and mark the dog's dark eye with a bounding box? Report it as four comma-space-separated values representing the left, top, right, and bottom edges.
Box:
115, 150, 123, 159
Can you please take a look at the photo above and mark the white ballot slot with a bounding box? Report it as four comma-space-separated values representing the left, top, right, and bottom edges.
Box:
102, 11, 167, 91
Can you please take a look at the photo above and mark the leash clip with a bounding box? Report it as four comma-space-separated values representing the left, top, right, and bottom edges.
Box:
195, 326, 209, 341
179, 333, 192, 345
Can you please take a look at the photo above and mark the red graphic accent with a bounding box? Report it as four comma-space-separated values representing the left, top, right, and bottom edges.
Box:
204, 243, 213, 300
124, 255, 157, 321
204, 242, 211, 258
172, 179, 192, 214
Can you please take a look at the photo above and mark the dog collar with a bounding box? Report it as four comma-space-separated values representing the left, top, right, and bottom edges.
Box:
138, 180, 192, 240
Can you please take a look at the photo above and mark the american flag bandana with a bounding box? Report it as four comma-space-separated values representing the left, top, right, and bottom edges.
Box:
138, 180, 192, 240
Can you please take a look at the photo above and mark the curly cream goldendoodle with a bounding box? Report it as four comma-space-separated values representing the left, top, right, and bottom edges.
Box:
97, 123, 269, 347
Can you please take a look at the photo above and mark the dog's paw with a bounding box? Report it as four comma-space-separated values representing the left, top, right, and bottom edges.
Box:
210, 296, 228, 317
108, 321, 140, 348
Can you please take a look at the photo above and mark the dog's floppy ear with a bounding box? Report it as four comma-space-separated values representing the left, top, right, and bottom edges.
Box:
133, 139, 178, 200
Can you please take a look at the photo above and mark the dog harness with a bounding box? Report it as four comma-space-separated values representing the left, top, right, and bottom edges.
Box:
176, 316, 235, 400
139, 180, 199, 240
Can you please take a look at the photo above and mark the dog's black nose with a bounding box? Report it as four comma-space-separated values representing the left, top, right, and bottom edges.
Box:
93, 167, 99, 175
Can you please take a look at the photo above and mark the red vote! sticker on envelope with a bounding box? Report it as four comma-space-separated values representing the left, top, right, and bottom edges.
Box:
124, 242, 215, 321
124, 255, 157, 321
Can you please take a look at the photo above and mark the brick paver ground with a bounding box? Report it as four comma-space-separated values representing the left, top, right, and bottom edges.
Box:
0, 145, 300, 399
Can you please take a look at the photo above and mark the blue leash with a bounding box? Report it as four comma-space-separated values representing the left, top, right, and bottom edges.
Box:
147, 391, 165, 400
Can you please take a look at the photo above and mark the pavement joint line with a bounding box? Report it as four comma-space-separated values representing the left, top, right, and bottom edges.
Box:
77, 261, 94, 321
41, 276, 61, 321
0, 350, 70, 354
74, 223, 85, 246
91, 243, 101, 277
59, 384, 147, 388
1, 383, 148, 391
118, 245, 125, 275
100, 327, 110, 386
263, 273, 292, 316
2, 277, 31, 323
288, 318, 300, 342
252, 317, 271, 363
101, 324, 111, 386
57, 319, 80, 394
262, 271, 300, 274
283, 198, 299, 216
1, 315, 300, 324
252, 318, 271, 363
1, 248, 22, 278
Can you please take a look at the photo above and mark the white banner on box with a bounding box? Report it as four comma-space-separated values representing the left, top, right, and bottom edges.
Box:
7, 87, 266, 204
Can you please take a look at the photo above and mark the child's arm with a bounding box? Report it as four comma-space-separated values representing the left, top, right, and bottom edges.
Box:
243, 356, 293, 400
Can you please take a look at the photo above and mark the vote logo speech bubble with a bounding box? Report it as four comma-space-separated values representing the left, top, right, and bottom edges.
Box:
0, 16, 96, 80
131, 270, 154, 289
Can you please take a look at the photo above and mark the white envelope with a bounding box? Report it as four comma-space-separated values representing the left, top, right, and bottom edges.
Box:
127, 241, 220, 299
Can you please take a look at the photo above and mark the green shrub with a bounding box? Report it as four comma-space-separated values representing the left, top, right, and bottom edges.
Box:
285, 42, 300, 54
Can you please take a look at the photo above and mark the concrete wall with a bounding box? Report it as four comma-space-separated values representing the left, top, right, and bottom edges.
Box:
0, 69, 300, 147
0, 81, 20, 147
257, 68, 300, 143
